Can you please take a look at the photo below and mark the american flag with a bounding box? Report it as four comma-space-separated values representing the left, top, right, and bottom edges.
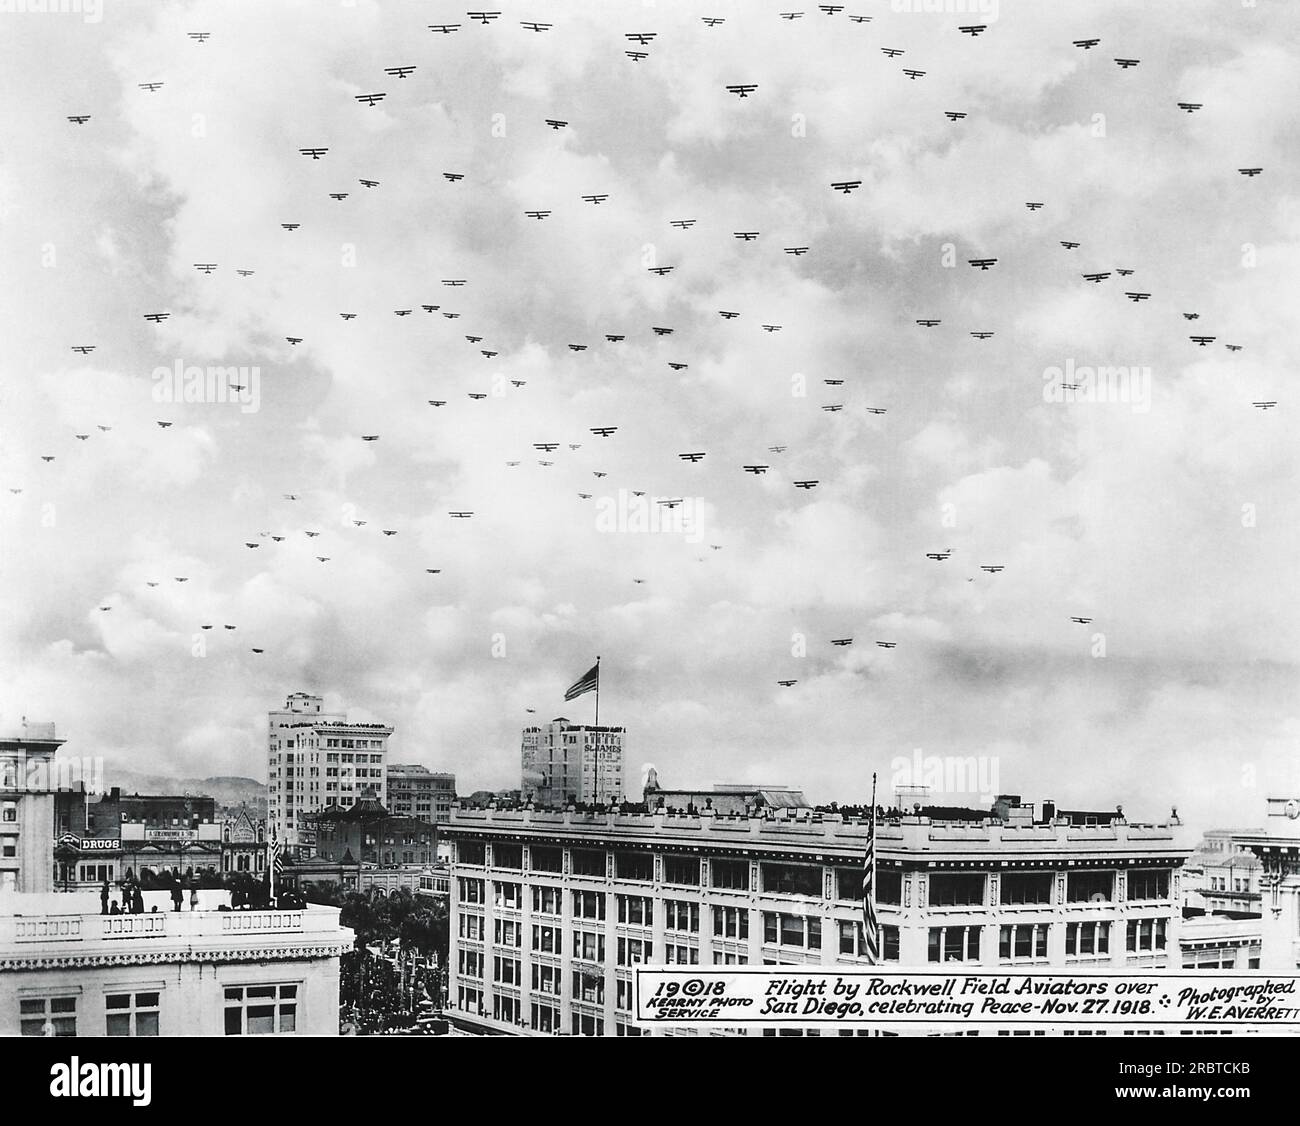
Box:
861, 789, 880, 963
269, 830, 283, 874
564, 661, 600, 701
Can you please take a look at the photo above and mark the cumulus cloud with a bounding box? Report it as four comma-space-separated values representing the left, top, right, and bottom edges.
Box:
0, 2, 1295, 830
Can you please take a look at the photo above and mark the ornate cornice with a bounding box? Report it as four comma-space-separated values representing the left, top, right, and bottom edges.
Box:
0, 941, 351, 972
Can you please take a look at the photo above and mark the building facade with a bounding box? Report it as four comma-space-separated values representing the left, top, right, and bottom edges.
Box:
313, 798, 438, 869
267, 693, 393, 853
1, 723, 66, 894
521, 718, 624, 807
222, 806, 268, 876
387, 764, 457, 824
0, 891, 351, 1036
1182, 828, 1263, 915
1234, 798, 1300, 972
443, 798, 1191, 1036
642, 770, 809, 815
53, 789, 269, 890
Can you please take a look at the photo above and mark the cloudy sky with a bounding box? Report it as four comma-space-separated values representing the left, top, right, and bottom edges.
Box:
1, 0, 1296, 831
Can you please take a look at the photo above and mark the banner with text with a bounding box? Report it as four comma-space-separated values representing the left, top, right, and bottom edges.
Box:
634, 968, 1300, 1031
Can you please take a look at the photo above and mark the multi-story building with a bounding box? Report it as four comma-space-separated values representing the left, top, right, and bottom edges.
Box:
520, 718, 624, 807
1179, 913, 1260, 971
387, 765, 457, 824
222, 806, 268, 877
1234, 798, 1300, 972
53, 788, 268, 889
267, 693, 393, 853
1, 722, 66, 894
443, 796, 1190, 1036
1182, 828, 1263, 915
0, 890, 352, 1036
642, 769, 809, 815
313, 798, 438, 869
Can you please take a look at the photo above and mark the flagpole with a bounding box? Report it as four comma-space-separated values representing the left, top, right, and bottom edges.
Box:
594, 655, 601, 727
863, 771, 879, 966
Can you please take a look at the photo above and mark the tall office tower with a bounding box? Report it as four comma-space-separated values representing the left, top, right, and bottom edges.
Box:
268, 692, 393, 852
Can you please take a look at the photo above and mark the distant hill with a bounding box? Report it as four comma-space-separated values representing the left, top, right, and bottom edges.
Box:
97, 768, 267, 814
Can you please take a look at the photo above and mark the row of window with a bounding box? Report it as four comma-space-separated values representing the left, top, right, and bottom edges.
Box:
19, 984, 298, 1037
926, 919, 1166, 962
456, 849, 1172, 907
465, 916, 1167, 965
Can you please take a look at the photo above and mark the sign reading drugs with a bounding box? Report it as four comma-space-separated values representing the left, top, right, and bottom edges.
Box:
634, 968, 1300, 1031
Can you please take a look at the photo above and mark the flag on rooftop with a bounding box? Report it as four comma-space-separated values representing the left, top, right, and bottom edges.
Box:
564, 662, 599, 701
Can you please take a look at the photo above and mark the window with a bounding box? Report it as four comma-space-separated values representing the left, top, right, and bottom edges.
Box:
493, 881, 521, 909
223, 985, 297, 1035
572, 969, 604, 1004
663, 855, 700, 886
2, 837, 15, 858
105, 991, 160, 1037
571, 848, 606, 877
762, 912, 820, 949
571, 1011, 601, 1036
1000, 872, 1053, 906
20, 996, 77, 1036
929, 873, 985, 907
458, 986, 482, 1014
1183, 949, 1238, 970
882, 925, 900, 962
837, 867, 902, 905
458, 878, 484, 904
839, 920, 858, 955
1126, 918, 1167, 953
1128, 869, 1170, 902
713, 905, 749, 940
493, 956, 521, 985
928, 926, 981, 963
1066, 921, 1110, 957
2, 802, 15, 823
572, 890, 605, 921
458, 950, 483, 977
532, 925, 560, 954
665, 900, 699, 932
493, 843, 522, 870
459, 914, 484, 941
573, 930, 605, 962
531, 1003, 560, 1033
493, 994, 520, 1024
618, 937, 653, 965
761, 863, 821, 897
532, 963, 562, 995
615, 851, 653, 882
531, 845, 563, 873
532, 886, 562, 916
617, 978, 635, 1012
711, 858, 749, 891
664, 943, 699, 964
494, 919, 521, 948
618, 895, 652, 925
999, 923, 1049, 962
458, 840, 485, 865
1066, 870, 1114, 903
